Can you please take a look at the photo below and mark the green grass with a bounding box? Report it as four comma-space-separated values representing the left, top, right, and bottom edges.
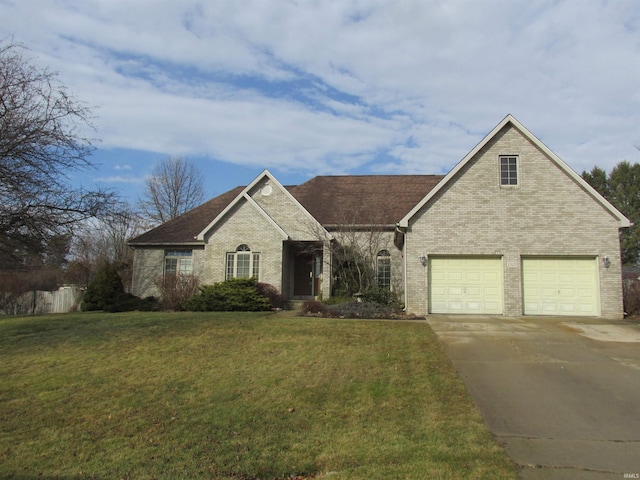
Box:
0, 312, 518, 479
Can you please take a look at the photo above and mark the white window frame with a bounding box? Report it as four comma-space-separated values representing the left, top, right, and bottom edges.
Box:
499, 155, 519, 186
164, 250, 193, 276
376, 250, 391, 290
226, 244, 260, 280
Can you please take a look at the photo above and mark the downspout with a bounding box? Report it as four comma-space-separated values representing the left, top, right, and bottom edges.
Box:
396, 223, 409, 312
404, 234, 408, 311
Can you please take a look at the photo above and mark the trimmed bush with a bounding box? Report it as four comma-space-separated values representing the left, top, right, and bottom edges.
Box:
184, 278, 272, 312
81, 263, 125, 311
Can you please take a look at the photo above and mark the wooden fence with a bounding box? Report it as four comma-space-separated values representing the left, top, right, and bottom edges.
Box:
1, 286, 83, 315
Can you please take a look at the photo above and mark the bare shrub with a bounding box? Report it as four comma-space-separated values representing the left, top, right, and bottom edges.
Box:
155, 274, 200, 311
255, 282, 287, 309
623, 279, 640, 317
301, 300, 325, 315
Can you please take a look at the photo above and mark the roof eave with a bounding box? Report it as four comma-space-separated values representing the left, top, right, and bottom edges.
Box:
128, 241, 205, 247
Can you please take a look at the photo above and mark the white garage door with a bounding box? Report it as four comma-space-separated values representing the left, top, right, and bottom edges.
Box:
429, 257, 503, 314
522, 258, 599, 316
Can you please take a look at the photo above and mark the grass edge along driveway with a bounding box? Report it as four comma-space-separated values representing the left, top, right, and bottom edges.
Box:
0, 311, 518, 479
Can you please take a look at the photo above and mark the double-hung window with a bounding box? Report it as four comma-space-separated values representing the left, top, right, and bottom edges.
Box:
376, 250, 391, 290
500, 155, 518, 186
165, 250, 193, 276
226, 244, 260, 279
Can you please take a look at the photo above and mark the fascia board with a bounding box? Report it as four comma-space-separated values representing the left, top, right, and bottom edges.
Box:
128, 242, 204, 247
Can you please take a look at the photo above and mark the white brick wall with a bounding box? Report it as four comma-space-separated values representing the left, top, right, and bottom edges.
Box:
405, 125, 624, 318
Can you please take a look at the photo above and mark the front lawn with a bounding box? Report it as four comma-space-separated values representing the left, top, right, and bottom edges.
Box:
0, 312, 517, 479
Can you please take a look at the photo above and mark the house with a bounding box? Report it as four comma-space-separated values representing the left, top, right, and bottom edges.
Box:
129, 115, 631, 318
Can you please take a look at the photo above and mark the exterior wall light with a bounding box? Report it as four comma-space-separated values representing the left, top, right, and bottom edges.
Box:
603, 256, 610, 269
419, 254, 427, 266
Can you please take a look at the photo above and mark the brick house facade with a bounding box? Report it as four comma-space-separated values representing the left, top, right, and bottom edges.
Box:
129, 115, 630, 318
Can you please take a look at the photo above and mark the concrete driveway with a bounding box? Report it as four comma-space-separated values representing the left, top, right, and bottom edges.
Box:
428, 315, 640, 480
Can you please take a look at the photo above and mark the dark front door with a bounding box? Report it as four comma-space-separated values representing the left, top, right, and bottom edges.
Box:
293, 254, 313, 296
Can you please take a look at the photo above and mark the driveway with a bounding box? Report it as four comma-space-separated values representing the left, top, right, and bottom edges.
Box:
428, 315, 640, 480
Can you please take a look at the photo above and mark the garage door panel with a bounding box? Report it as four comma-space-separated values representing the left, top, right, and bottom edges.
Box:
522, 258, 599, 317
430, 257, 503, 314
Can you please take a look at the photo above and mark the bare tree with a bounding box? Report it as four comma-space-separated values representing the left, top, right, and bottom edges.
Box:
0, 39, 114, 268
67, 202, 143, 290
300, 197, 401, 298
138, 156, 205, 225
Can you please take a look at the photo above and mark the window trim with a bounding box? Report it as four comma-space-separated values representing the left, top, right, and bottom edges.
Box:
499, 155, 519, 186
226, 244, 260, 280
376, 250, 391, 290
164, 249, 193, 276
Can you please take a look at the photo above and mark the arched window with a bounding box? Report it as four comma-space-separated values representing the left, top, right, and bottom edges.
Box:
226, 244, 260, 279
376, 250, 391, 290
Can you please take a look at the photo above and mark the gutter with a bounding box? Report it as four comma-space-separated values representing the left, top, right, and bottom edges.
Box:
127, 241, 205, 247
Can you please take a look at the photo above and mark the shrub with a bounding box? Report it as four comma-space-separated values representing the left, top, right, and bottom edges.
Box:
155, 274, 200, 311
184, 278, 272, 312
325, 301, 399, 319
301, 300, 325, 314
256, 282, 288, 309
104, 294, 159, 313
623, 279, 640, 316
322, 296, 352, 306
81, 263, 125, 311
360, 286, 401, 307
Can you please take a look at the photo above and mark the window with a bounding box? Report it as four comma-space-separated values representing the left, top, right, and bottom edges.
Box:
226, 244, 260, 279
500, 156, 518, 185
376, 250, 391, 290
165, 250, 193, 276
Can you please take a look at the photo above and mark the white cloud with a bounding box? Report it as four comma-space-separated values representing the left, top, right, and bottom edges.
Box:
94, 175, 145, 184
2, 0, 639, 184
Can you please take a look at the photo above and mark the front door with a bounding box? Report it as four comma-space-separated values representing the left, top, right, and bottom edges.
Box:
293, 253, 313, 296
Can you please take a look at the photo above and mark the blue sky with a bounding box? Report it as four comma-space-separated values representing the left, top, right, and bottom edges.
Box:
2, 0, 640, 204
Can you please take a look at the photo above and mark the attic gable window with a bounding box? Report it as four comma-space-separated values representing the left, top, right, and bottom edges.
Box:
226, 244, 260, 280
165, 250, 193, 276
500, 156, 518, 186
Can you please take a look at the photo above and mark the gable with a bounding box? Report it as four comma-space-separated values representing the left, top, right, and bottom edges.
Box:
400, 115, 630, 228
414, 124, 622, 228
202, 196, 288, 244
196, 170, 330, 242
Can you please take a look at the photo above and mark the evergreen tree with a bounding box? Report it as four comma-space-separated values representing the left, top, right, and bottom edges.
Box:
81, 263, 125, 311
582, 161, 640, 265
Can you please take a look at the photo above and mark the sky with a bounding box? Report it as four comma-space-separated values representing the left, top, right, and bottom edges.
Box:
2, 0, 640, 204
